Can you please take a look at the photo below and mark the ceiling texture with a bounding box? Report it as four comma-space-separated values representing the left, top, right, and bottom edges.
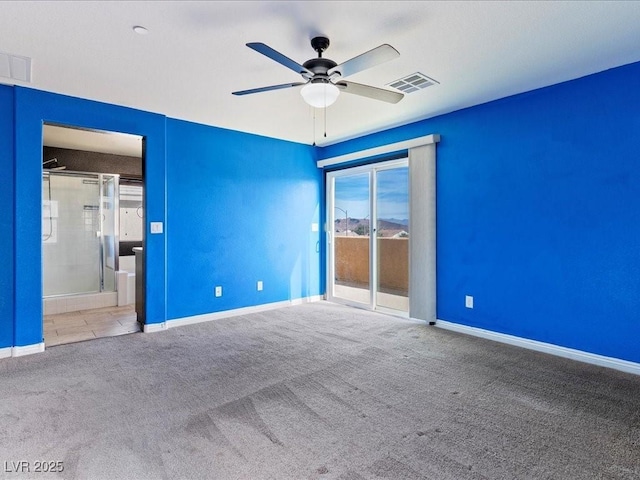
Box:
2, 1, 640, 147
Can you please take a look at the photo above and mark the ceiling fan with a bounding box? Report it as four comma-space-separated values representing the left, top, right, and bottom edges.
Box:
232, 36, 404, 108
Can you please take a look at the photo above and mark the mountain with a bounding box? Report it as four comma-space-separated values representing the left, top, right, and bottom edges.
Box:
333, 218, 409, 237
383, 218, 409, 226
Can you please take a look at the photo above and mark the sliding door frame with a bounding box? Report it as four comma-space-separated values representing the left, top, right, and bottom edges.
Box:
326, 158, 409, 315
320, 134, 439, 324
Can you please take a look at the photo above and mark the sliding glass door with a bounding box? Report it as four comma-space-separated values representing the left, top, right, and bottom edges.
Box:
327, 159, 409, 314
375, 166, 409, 312
331, 172, 371, 306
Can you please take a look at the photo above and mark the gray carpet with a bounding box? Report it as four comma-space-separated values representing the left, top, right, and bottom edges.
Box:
1, 302, 639, 480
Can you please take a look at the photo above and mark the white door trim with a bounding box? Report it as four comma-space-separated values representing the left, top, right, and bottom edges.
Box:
317, 134, 440, 168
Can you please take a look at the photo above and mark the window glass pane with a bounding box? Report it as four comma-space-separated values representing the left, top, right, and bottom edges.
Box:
376, 167, 409, 312
333, 173, 370, 304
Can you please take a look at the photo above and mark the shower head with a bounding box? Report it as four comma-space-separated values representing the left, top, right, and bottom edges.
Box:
43, 158, 66, 170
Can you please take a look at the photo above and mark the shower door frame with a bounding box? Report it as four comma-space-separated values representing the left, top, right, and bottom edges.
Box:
42, 170, 120, 298
99, 172, 120, 293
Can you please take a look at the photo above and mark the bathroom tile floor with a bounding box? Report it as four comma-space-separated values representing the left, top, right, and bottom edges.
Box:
44, 305, 141, 347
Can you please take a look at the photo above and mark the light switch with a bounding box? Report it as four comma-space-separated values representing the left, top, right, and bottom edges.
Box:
150, 222, 163, 234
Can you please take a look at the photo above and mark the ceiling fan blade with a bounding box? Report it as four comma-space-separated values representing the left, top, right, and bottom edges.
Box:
328, 44, 400, 78
246, 42, 313, 78
232, 82, 307, 96
336, 81, 404, 104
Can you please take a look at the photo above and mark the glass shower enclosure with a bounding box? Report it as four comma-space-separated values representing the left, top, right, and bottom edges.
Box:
42, 171, 119, 297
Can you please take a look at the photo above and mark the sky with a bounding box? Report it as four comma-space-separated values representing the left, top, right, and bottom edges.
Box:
334, 167, 408, 222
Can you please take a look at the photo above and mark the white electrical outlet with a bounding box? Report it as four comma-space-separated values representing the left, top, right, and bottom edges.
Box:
465, 295, 474, 309
257, 281, 263, 291
215, 286, 222, 297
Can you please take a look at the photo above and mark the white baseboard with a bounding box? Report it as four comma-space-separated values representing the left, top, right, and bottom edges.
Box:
145, 295, 323, 332
408, 316, 429, 324
143, 322, 167, 333
290, 295, 323, 305
435, 319, 640, 376
0, 346, 12, 359
12, 342, 45, 357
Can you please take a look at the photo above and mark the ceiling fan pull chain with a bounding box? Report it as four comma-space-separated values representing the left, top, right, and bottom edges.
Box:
324, 102, 328, 138
312, 106, 316, 146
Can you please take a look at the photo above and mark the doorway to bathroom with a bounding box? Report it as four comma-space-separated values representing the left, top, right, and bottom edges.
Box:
41, 124, 144, 346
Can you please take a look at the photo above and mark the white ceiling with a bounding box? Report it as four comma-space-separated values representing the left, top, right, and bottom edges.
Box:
3, 1, 640, 147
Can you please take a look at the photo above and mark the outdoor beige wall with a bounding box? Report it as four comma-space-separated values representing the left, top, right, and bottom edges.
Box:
335, 237, 370, 287
377, 237, 409, 294
335, 237, 408, 293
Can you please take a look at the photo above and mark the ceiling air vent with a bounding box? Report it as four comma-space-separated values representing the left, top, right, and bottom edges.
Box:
387, 72, 438, 94
0, 52, 32, 82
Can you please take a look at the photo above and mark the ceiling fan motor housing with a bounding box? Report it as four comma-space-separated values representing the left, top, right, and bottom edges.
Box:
303, 57, 338, 82
303, 37, 339, 83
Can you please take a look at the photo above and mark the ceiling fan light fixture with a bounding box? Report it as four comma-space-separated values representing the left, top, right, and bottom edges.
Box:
300, 82, 340, 108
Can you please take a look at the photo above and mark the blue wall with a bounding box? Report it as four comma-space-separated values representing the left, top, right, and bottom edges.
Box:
319, 61, 640, 364
166, 120, 321, 319
0, 85, 15, 349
